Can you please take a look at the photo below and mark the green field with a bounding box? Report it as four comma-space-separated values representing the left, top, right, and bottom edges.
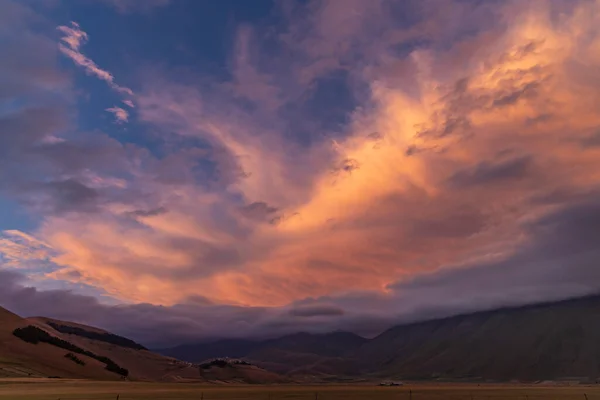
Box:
1, 380, 600, 400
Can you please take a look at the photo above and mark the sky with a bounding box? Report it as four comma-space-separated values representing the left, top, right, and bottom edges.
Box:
1, 0, 600, 347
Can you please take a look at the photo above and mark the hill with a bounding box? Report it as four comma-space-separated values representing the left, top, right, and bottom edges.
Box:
10, 294, 600, 383
354, 295, 600, 382
0, 306, 120, 380
246, 332, 368, 376
0, 306, 204, 381
2, 306, 284, 382
198, 358, 288, 384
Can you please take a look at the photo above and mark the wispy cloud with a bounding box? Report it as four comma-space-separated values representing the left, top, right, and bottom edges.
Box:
0, 230, 54, 269
105, 106, 129, 123
57, 22, 133, 97
57, 22, 87, 51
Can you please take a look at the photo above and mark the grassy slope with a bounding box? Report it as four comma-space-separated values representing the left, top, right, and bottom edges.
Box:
0, 307, 116, 380
1, 307, 285, 383
355, 295, 600, 381
26, 317, 201, 382
36, 317, 287, 383
0, 307, 201, 381
199, 363, 289, 384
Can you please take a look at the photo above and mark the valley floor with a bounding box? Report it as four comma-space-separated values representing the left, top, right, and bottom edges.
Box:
1, 380, 600, 400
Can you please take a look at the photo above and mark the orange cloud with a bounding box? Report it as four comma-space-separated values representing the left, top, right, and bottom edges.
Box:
105, 106, 129, 123
30, 0, 600, 308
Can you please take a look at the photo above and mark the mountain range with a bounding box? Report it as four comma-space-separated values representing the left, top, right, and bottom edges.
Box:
4, 294, 600, 383
159, 294, 600, 382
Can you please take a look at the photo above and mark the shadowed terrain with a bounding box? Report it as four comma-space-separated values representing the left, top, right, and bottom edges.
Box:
160, 294, 600, 382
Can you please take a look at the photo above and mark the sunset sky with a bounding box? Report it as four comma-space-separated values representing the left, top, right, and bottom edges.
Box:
1, 0, 600, 346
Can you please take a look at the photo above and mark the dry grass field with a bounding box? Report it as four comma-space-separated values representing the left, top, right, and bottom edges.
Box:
2, 380, 600, 400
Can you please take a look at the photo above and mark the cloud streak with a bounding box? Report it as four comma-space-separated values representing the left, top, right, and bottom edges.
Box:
106, 106, 129, 123
57, 22, 134, 96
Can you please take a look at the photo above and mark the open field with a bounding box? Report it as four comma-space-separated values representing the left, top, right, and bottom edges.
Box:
2, 380, 600, 400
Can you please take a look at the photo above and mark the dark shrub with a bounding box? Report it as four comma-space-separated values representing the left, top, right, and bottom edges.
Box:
65, 352, 85, 366
13, 325, 128, 377
47, 322, 146, 350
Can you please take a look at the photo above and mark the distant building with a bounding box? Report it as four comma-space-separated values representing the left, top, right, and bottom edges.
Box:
379, 381, 403, 386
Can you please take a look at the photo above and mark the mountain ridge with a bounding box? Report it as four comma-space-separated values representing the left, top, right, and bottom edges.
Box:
158, 293, 600, 382
5, 293, 600, 382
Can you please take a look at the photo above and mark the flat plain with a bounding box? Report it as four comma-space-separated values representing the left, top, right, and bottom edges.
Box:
2, 380, 600, 400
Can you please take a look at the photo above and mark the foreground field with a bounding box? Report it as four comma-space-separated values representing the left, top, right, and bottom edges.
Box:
2, 380, 600, 400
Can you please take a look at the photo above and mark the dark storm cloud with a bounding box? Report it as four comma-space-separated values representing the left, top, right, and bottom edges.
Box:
44, 179, 99, 212
0, 0, 68, 101
126, 207, 169, 217
492, 82, 540, 107
408, 207, 487, 239
0, 107, 66, 150
389, 197, 600, 314
289, 304, 345, 318
448, 155, 533, 188
581, 130, 600, 148
240, 202, 279, 221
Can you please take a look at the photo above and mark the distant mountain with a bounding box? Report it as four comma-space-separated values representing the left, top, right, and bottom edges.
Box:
160, 331, 366, 362
159, 338, 262, 363
355, 294, 600, 381
160, 331, 368, 376
9, 294, 600, 383
160, 294, 600, 382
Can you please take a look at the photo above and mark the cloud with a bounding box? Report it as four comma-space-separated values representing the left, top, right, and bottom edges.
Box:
0, 1, 68, 101
4, 0, 600, 344
448, 155, 534, 188
27, 0, 600, 310
106, 106, 129, 123
3, 195, 600, 346
126, 207, 168, 218
0, 230, 53, 269
289, 304, 345, 318
0, 2, 137, 217
239, 202, 279, 222
57, 22, 134, 96
57, 21, 87, 51
44, 179, 99, 212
